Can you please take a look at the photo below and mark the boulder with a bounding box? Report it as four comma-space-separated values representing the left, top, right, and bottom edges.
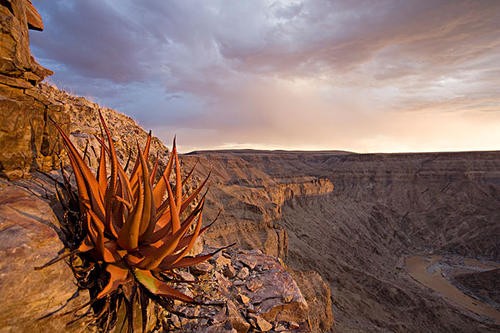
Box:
0, 179, 87, 332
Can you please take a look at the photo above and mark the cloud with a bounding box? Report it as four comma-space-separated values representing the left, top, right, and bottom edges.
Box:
30, 0, 500, 152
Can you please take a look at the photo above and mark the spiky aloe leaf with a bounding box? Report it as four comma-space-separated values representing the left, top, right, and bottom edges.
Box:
137, 143, 156, 238
52, 120, 105, 219
158, 246, 230, 271
152, 203, 204, 270
133, 201, 203, 270
97, 141, 107, 197
97, 264, 130, 299
117, 173, 145, 250
174, 145, 182, 210
152, 139, 175, 209
133, 269, 193, 303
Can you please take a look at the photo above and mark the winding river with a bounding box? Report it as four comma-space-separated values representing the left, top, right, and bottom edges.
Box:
405, 255, 500, 326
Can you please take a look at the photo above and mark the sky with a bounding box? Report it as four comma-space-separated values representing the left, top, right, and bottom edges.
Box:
30, 0, 500, 153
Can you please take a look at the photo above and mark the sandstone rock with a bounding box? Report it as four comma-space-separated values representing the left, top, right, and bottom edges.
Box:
0, 180, 87, 332
215, 253, 233, 269
227, 300, 250, 333
184, 152, 334, 260
237, 266, 250, 280
0, 0, 58, 179
289, 270, 334, 332
177, 270, 196, 282
162, 249, 312, 332
223, 262, 237, 278
191, 261, 214, 275
0, 0, 51, 82
247, 279, 263, 292
203, 324, 237, 333
25, 0, 43, 31
238, 293, 251, 305
253, 315, 273, 332
239, 255, 258, 270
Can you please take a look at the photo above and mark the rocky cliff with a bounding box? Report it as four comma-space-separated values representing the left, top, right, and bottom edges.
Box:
183, 151, 335, 260
1, 0, 59, 178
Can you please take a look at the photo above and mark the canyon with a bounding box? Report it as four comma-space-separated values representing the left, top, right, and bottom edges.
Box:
185, 150, 500, 332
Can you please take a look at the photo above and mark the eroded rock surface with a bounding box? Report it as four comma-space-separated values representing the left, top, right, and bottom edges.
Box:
0, 179, 87, 332
182, 152, 334, 259
161, 248, 313, 332
0, 0, 59, 179
37, 83, 169, 170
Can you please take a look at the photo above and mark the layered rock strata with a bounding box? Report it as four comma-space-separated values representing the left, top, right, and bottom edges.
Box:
0, 0, 58, 178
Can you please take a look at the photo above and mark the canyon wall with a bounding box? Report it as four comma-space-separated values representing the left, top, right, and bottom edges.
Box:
187, 150, 499, 332
183, 151, 335, 259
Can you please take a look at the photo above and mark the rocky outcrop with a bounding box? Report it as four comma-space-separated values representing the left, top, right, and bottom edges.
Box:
37, 83, 169, 170
0, 0, 50, 83
162, 248, 313, 332
0, 177, 88, 332
289, 270, 334, 332
0, 0, 60, 179
183, 151, 334, 259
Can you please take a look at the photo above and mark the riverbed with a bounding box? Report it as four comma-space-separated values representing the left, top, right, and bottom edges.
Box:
405, 255, 500, 326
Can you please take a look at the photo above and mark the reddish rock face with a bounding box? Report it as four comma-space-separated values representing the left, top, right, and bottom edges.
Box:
0, 0, 57, 179
25, 0, 44, 31
0, 0, 51, 84
0, 179, 88, 332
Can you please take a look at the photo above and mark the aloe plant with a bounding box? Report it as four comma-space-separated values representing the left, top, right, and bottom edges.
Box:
49, 111, 222, 332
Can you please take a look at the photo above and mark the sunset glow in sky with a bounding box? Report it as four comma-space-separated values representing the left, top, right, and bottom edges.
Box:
31, 0, 500, 153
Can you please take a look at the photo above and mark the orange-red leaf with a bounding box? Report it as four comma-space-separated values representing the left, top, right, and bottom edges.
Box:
97, 264, 130, 299
133, 269, 193, 303
152, 139, 175, 209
